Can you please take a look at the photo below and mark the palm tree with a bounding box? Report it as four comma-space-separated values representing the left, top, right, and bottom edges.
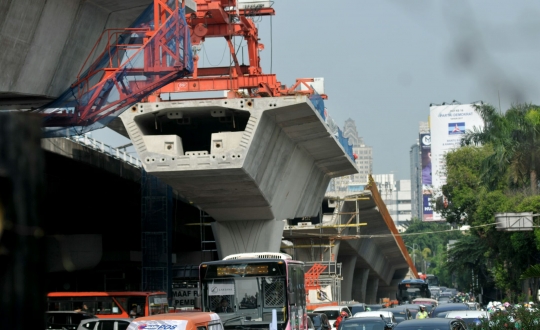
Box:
520, 264, 540, 280
461, 103, 540, 193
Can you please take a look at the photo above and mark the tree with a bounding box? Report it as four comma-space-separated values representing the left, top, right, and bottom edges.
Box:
402, 219, 462, 286
461, 103, 540, 194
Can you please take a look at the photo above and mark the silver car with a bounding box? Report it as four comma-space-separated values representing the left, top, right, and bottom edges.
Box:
77, 318, 131, 330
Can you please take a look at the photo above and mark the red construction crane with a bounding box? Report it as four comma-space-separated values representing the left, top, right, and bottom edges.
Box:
151, 0, 326, 100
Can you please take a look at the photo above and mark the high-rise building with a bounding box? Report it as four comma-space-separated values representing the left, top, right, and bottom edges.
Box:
410, 121, 429, 221
395, 180, 412, 223
372, 175, 412, 230
410, 141, 422, 220
328, 119, 372, 195
343, 119, 372, 183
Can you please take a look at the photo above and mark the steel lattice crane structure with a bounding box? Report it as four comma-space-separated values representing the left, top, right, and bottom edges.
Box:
152, 0, 325, 100
34, 0, 194, 136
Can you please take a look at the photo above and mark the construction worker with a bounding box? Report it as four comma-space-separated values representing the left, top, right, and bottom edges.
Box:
416, 305, 429, 319
334, 310, 348, 329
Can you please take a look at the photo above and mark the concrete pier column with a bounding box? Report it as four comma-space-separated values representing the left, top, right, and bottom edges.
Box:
211, 219, 285, 259
351, 268, 370, 303
365, 277, 379, 304
377, 279, 401, 303
339, 256, 357, 301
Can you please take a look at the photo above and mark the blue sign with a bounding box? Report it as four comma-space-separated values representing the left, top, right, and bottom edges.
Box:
448, 122, 465, 135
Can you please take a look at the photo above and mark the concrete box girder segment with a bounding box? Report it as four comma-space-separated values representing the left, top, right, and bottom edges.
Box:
120, 95, 358, 255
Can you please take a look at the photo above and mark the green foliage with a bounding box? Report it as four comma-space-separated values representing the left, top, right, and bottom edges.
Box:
402, 219, 462, 286
461, 103, 540, 192
520, 265, 540, 280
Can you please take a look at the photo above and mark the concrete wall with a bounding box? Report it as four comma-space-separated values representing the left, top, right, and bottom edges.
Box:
0, 0, 149, 109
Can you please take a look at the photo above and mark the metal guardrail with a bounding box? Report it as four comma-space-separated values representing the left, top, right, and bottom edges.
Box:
66, 134, 142, 168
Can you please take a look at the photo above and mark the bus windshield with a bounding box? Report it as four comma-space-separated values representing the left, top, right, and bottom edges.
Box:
426, 275, 439, 287
397, 281, 430, 303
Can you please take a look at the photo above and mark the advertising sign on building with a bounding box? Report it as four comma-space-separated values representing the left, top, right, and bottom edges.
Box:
429, 104, 484, 220
419, 133, 433, 221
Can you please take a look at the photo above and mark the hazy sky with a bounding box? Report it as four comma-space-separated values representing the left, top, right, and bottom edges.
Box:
94, 1, 540, 180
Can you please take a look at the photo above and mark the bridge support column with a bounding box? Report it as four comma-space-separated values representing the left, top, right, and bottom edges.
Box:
211, 220, 285, 259
377, 279, 401, 303
338, 256, 357, 301
351, 268, 370, 303
365, 277, 379, 304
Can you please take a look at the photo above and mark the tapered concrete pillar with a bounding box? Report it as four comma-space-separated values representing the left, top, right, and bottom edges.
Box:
351, 268, 370, 303
339, 256, 357, 301
211, 220, 285, 259
365, 278, 379, 304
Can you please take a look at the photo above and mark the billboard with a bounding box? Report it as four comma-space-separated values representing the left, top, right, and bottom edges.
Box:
420, 133, 433, 221
429, 104, 484, 220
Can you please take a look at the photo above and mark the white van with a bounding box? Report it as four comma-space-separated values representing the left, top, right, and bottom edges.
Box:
312, 306, 351, 329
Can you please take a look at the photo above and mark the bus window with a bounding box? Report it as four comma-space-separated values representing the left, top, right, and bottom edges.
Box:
73, 301, 96, 314
48, 299, 73, 312
96, 298, 122, 315
238, 278, 259, 310
121, 297, 146, 318
206, 279, 234, 313
149, 295, 169, 315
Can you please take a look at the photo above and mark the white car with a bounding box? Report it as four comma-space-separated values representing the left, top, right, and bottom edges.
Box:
445, 310, 489, 327
352, 311, 396, 324
77, 318, 132, 330
312, 305, 352, 329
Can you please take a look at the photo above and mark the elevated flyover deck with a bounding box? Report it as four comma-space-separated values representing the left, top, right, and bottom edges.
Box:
282, 177, 417, 304
119, 95, 358, 258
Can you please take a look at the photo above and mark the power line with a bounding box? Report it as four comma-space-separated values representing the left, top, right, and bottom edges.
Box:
357, 223, 497, 238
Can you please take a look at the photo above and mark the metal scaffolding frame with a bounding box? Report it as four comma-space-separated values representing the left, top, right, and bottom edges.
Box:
283, 194, 371, 306
141, 170, 173, 301
199, 210, 217, 260
304, 261, 342, 304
